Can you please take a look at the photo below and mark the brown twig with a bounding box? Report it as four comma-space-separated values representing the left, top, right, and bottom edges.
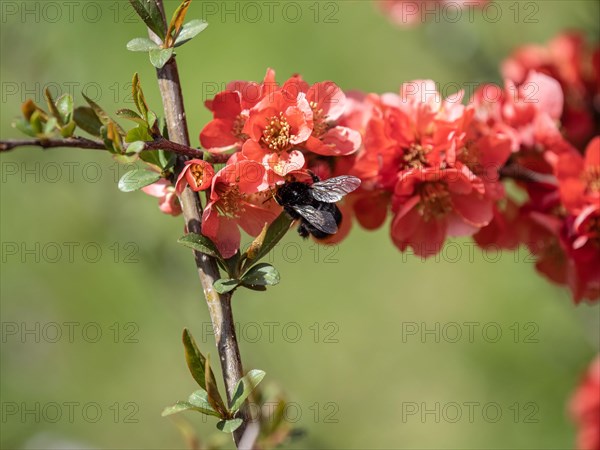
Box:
148, 1, 249, 446
0, 136, 231, 163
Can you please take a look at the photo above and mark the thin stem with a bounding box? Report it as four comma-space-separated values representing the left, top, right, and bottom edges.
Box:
0, 136, 230, 163
148, 1, 248, 446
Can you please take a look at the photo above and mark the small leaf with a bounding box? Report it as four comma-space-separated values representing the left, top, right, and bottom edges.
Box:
126, 125, 153, 143
182, 328, 208, 390
43, 117, 58, 135
127, 37, 159, 52
127, 141, 145, 154
216, 418, 243, 433
229, 369, 266, 413
13, 118, 36, 137
44, 88, 63, 126
131, 73, 149, 121
56, 94, 74, 123
213, 279, 240, 294
246, 223, 268, 262
59, 121, 76, 138
177, 233, 221, 258
166, 0, 192, 46
161, 400, 218, 417
187, 390, 220, 417
117, 108, 143, 121
73, 106, 103, 137
21, 99, 38, 121
174, 19, 208, 47
149, 47, 174, 69
118, 169, 160, 192
128, 0, 166, 40
204, 355, 227, 417
241, 263, 280, 287
243, 213, 293, 270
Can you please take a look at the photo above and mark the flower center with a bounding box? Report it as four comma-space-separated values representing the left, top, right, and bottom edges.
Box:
190, 164, 207, 187
586, 166, 600, 193
262, 113, 294, 152
233, 114, 249, 141
216, 185, 245, 218
418, 182, 453, 221
310, 101, 328, 137
457, 141, 481, 173
403, 143, 431, 169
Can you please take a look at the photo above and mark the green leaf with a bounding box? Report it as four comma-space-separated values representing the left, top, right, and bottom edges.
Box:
241, 263, 280, 287
182, 328, 208, 390
59, 121, 76, 138
149, 47, 174, 69
73, 106, 103, 137
229, 369, 266, 412
187, 390, 220, 417
43, 88, 63, 126
174, 20, 208, 47
128, 0, 166, 40
166, 0, 192, 46
126, 125, 153, 143
56, 94, 74, 124
13, 118, 36, 137
131, 73, 150, 121
242, 213, 293, 271
204, 355, 227, 416
127, 141, 145, 154
127, 37, 159, 52
177, 233, 221, 258
161, 399, 218, 417
117, 108, 148, 128
43, 117, 58, 135
213, 279, 240, 294
118, 169, 160, 192
216, 418, 243, 433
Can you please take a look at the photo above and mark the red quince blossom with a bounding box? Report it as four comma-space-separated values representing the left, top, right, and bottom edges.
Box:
142, 180, 182, 217
200, 69, 276, 152
175, 159, 215, 193
201, 70, 362, 183
570, 356, 600, 450
242, 89, 312, 177
502, 31, 600, 150
346, 80, 511, 256
202, 160, 278, 259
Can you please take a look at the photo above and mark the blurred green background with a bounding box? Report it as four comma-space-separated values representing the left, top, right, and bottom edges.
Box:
1, 1, 599, 449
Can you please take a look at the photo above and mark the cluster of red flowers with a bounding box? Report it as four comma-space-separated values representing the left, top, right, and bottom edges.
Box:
148, 70, 362, 258
143, 31, 598, 303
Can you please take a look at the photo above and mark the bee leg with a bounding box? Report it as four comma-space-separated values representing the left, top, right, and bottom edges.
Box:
297, 222, 310, 239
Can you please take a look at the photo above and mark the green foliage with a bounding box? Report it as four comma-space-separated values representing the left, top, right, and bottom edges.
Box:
118, 169, 161, 192
229, 369, 266, 412
128, 0, 166, 40
127, 0, 208, 69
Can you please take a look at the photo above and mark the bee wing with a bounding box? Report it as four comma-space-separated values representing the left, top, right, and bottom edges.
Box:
310, 176, 361, 203
292, 205, 338, 234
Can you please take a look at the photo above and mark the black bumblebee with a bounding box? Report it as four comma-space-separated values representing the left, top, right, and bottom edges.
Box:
275, 173, 361, 239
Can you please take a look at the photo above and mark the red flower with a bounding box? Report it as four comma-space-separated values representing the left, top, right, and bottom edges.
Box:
142, 180, 182, 217
391, 166, 492, 256
202, 160, 278, 259
502, 32, 600, 149
556, 137, 600, 214
241, 90, 312, 177
200, 69, 276, 153
175, 159, 215, 193
570, 356, 600, 450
